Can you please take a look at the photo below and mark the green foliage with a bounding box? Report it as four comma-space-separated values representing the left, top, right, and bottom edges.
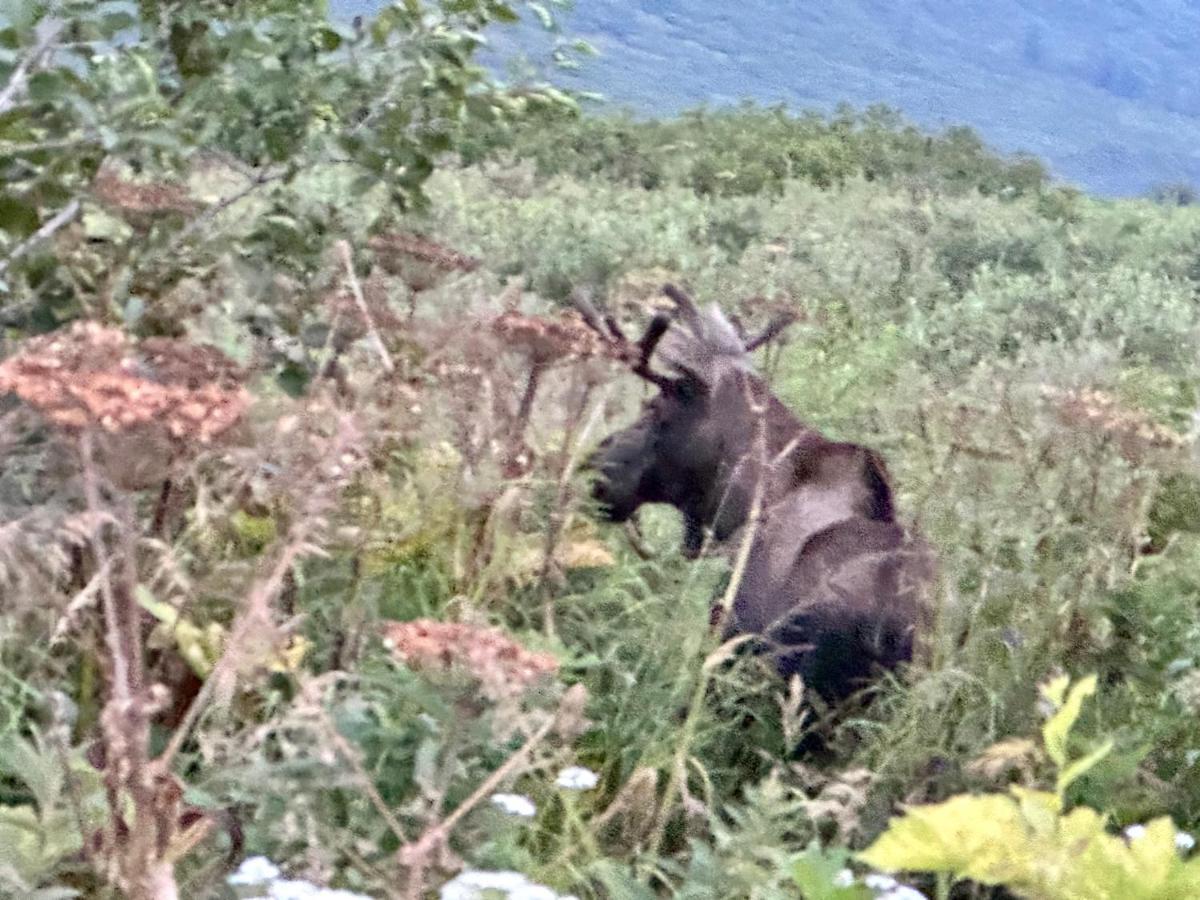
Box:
0, 0, 577, 338
860, 676, 1198, 900
5, 9, 1200, 894
0, 730, 103, 896
473, 102, 1049, 201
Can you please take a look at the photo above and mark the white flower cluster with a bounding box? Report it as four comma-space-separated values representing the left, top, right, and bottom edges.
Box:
491, 792, 538, 818
438, 869, 579, 900
1123, 823, 1195, 852
555, 766, 598, 791
227, 856, 375, 900
834, 869, 928, 900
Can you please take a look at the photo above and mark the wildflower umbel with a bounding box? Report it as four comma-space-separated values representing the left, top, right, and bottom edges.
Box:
0, 322, 248, 443
491, 309, 626, 366
380, 619, 559, 701
438, 869, 577, 900
491, 793, 537, 818
1040, 385, 1187, 461
555, 766, 598, 791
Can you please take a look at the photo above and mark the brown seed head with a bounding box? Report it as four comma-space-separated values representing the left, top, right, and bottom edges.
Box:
0, 322, 249, 445
92, 168, 199, 220
492, 309, 626, 366
1040, 385, 1187, 462
379, 619, 558, 701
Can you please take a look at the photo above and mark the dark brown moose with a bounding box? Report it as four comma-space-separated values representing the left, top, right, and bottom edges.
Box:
579, 284, 935, 708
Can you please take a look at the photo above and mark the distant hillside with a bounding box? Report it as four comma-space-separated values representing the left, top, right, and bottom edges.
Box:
332, 0, 1200, 197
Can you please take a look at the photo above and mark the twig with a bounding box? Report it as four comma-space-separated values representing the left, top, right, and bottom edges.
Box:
0, 199, 80, 278
315, 698, 410, 845
336, 239, 395, 374
399, 709, 560, 899
0, 17, 65, 115
165, 171, 285, 253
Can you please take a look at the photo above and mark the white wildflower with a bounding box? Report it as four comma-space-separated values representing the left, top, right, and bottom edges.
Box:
439, 869, 572, 900
832, 868, 856, 887
555, 766, 598, 791
1124, 824, 1148, 841
268, 881, 322, 900
228, 856, 282, 886
864, 873, 899, 891
1177, 830, 1196, 852
439, 870, 538, 900
509, 885, 558, 900
861, 873, 927, 900
876, 887, 929, 900
491, 792, 537, 818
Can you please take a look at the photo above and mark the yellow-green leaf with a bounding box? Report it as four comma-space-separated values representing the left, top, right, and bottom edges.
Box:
1056, 738, 1114, 798
1042, 673, 1097, 768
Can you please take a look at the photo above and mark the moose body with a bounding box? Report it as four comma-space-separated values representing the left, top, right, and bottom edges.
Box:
582, 285, 933, 707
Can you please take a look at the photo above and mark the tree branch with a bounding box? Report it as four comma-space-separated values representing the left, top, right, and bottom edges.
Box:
0, 17, 65, 116
0, 199, 80, 279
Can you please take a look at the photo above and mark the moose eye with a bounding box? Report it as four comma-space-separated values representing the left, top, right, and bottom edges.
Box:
672, 378, 703, 402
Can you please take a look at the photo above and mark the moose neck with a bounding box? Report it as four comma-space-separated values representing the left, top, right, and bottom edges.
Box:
686, 371, 894, 557
688, 372, 815, 547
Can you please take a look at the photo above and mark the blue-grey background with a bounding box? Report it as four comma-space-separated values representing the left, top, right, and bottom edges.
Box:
331, 0, 1200, 197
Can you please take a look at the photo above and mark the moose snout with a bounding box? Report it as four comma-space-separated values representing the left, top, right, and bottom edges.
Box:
582, 438, 636, 523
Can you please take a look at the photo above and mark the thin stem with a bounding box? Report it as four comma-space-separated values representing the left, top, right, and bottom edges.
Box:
0, 199, 80, 279
535, 383, 608, 639
647, 380, 769, 859
336, 239, 395, 374
78, 431, 132, 705
316, 699, 409, 844
157, 534, 309, 771
0, 17, 65, 115
399, 710, 560, 899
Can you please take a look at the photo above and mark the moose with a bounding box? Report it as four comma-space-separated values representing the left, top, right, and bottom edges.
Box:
578, 284, 935, 709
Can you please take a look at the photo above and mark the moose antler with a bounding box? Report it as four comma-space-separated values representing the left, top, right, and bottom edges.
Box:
663, 282, 796, 353
570, 289, 675, 389
743, 312, 798, 352
661, 283, 704, 334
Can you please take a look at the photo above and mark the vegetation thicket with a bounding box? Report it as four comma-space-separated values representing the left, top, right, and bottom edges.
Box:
2, 2, 1200, 898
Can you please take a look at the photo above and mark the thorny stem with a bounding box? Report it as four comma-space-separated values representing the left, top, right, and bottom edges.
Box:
79, 431, 133, 704
646, 380, 770, 860
80, 430, 169, 899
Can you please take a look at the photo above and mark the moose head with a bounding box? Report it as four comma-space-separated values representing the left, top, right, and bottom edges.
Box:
580, 284, 822, 556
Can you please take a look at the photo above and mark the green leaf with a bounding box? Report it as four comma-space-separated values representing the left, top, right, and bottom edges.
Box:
1056, 738, 1114, 797
0, 194, 39, 237
858, 792, 1030, 882
81, 203, 132, 242
1042, 673, 1097, 769
312, 25, 342, 52
791, 843, 872, 900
